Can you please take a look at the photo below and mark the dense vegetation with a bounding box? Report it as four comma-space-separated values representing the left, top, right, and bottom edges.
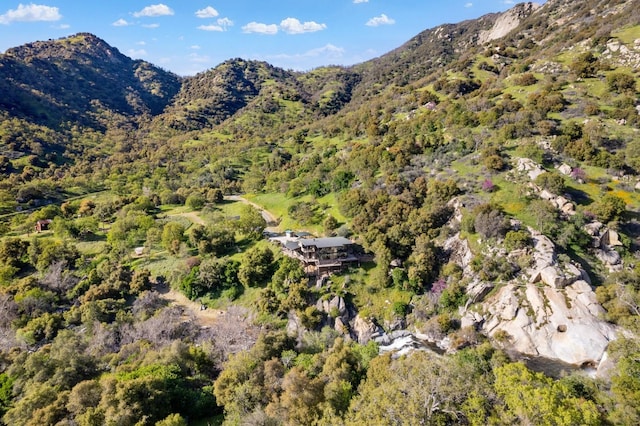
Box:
0, 0, 640, 424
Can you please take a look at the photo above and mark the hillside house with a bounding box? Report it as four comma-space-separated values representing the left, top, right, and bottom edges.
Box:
270, 231, 360, 276
35, 219, 52, 232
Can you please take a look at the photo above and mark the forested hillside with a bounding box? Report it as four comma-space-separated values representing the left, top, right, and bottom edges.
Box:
0, 0, 640, 424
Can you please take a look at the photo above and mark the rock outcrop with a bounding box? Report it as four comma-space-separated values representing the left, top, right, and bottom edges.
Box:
478, 2, 541, 44
480, 280, 618, 366
459, 227, 620, 368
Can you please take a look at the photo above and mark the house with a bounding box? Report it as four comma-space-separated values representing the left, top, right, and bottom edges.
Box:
270, 232, 361, 276
35, 219, 52, 233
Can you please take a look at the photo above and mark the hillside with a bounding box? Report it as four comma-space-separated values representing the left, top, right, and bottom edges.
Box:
0, 0, 639, 424
0, 33, 181, 127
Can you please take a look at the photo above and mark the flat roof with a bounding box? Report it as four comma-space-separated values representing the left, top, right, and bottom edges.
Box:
299, 237, 353, 249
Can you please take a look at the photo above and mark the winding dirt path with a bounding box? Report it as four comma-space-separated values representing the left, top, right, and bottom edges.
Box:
225, 195, 280, 230
169, 210, 206, 226
156, 284, 223, 327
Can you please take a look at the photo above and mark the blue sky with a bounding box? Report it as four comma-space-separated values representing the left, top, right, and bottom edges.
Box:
0, 1, 535, 76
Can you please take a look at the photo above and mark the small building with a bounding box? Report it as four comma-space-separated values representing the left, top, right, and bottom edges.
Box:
35, 219, 52, 233
270, 233, 361, 276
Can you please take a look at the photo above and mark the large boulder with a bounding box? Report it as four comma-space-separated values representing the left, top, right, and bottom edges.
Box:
352, 314, 384, 344
483, 281, 618, 366
516, 157, 545, 180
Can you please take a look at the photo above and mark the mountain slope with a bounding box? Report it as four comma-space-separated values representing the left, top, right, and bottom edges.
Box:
0, 33, 181, 127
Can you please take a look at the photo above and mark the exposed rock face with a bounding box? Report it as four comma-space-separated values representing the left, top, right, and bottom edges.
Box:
459, 226, 619, 367
557, 163, 573, 176
352, 314, 384, 344
516, 157, 545, 180
478, 2, 541, 44
528, 230, 583, 289
482, 280, 618, 365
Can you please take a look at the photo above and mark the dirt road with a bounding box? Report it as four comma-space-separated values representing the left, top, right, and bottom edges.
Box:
225, 195, 279, 230
169, 210, 206, 226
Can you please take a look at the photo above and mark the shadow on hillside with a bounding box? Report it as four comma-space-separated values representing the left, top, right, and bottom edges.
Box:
565, 187, 593, 206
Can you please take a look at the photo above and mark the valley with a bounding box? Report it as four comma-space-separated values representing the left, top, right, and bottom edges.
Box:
0, 0, 639, 424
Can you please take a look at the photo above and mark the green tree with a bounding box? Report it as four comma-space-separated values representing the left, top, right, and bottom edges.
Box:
535, 171, 565, 195
238, 246, 275, 288
592, 193, 626, 223
237, 205, 266, 240
185, 193, 205, 210
494, 362, 601, 425
162, 222, 186, 255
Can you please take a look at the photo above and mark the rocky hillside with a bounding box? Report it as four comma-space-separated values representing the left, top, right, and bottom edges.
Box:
0, 33, 181, 127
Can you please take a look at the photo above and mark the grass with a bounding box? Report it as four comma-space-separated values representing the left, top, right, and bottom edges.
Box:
330, 263, 414, 323
75, 240, 107, 256
612, 25, 640, 45
136, 251, 185, 279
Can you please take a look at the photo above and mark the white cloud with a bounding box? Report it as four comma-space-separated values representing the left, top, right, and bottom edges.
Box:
0, 3, 62, 25
304, 44, 345, 57
142, 23, 160, 28
366, 14, 395, 27
353, 0, 369, 3
271, 44, 345, 60
195, 6, 219, 18
217, 17, 233, 28
189, 53, 211, 63
280, 18, 326, 34
54, 23, 70, 29
198, 17, 233, 32
198, 24, 223, 32
127, 49, 147, 58
136, 41, 146, 45
191, 45, 200, 49
133, 4, 174, 18
465, 2, 473, 7
242, 21, 278, 35
112, 18, 132, 27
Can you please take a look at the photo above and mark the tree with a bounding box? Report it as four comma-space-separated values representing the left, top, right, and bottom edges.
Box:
608, 338, 640, 425
78, 199, 96, 217
473, 204, 509, 239
323, 215, 339, 236
592, 193, 626, 223
237, 205, 266, 240
186, 193, 205, 210
494, 362, 601, 425
238, 246, 275, 288
406, 235, 439, 292
162, 222, 186, 255
535, 172, 565, 195
570, 52, 598, 78
607, 72, 636, 94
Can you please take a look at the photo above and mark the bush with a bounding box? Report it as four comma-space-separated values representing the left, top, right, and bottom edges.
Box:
392, 301, 409, 317
186, 193, 205, 210
504, 230, 531, 251
592, 193, 626, 223
483, 154, 505, 172
607, 72, 636, 94
513, 73, 537, 86
534, 172, 565, 195
473, 204, 509, 239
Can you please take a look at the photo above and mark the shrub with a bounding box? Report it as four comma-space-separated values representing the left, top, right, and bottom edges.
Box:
513, 73, 537, 86
504, 230, 532, 251
534, 172, 565, 195
392, 301, 409, 317
186, 193, 205, 210
592, 194, 626, 223
474, 204, 509, 239
483, 154, 505, 172
482, 179, 496, 192
607, 72, 636, 94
